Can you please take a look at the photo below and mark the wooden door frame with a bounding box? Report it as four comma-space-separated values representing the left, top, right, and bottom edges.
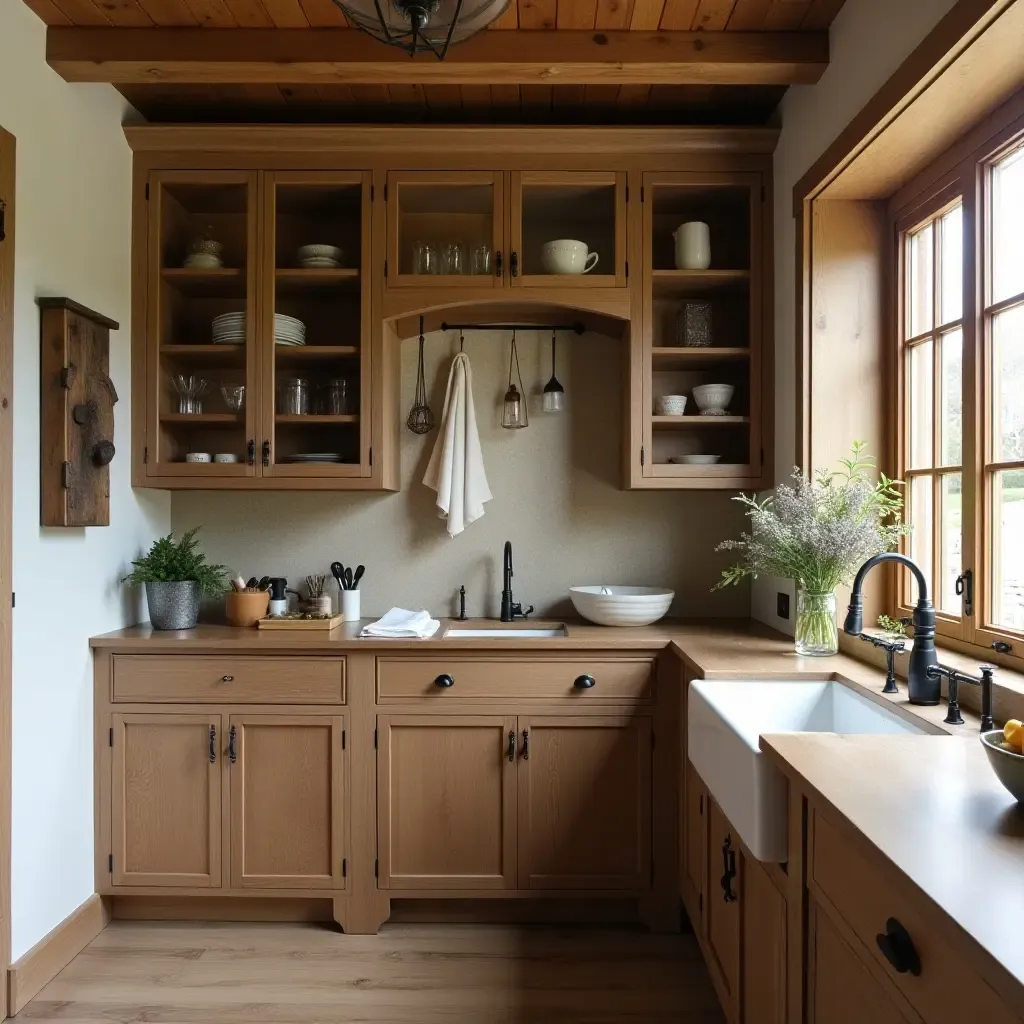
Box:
0, 122, 14, 1021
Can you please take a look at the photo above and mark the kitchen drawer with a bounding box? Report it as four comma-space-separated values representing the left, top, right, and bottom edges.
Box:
376, 658, 655, 702
112, 656, 345, 704
810, 809, 1019, 1024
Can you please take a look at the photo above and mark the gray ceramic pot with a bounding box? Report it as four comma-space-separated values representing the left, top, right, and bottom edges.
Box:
145, 580, 202, 630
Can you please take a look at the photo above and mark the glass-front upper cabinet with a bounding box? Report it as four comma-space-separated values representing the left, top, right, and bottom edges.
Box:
260, 171, 371, 479
146, 170, 259, 479
385, 171, 503, 288
509, 171, 627, 288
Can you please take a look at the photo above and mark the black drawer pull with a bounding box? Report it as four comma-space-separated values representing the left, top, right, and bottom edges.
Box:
521, 728, 529, 760
720, 835, 737, 903
876, 918, 921, 976
228, 724, 237, 764
507, 730, 515, 762
574, 674, 596, 689
434, 673, 455, 688
209, 725, 217, 763
221, 675, 234, 683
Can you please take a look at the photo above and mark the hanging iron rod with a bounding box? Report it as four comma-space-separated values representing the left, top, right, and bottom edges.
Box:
439, 322, 585, 335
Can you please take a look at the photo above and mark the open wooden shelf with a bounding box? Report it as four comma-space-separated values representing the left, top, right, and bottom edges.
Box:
652, 415, 750, 427
275, 268, 360, 292
160, 413, 242, 426
651, 347, 750, 370
275, 414, 359, 425
651, 269, 749, 298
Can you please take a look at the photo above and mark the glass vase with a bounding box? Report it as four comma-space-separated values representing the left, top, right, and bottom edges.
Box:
795, 589, 838, 656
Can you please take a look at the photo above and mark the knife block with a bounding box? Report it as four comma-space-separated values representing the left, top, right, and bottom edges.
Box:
38, 297, 119, 527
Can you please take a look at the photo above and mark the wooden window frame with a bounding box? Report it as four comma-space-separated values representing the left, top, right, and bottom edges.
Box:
891, 102, 1024, 666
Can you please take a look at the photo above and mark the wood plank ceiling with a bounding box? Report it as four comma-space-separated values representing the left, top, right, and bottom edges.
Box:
22, 0, 849, 124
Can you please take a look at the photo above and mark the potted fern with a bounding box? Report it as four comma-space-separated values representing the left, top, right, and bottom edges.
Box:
123, 528, 228, 630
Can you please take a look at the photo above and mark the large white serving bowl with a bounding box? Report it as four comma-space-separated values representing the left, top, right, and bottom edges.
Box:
569, 586, 674, 627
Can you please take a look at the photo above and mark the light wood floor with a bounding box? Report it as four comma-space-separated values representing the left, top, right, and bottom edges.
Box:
18, 920, 725, 1023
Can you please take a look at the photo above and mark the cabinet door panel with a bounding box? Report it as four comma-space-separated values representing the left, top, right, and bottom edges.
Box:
742, 853, 787, 1024
517, 716, 651, 890
705, 798, 741, 1012
111, 713, 221, 887
378, 715, 517, 890
808, 898, 916, 1024
230, 715, 345, 889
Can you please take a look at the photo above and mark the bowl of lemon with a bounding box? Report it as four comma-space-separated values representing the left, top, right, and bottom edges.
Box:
981, 719, 1024, 803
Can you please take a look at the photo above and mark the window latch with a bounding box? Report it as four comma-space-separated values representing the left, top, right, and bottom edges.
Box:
955, 569, 973, 616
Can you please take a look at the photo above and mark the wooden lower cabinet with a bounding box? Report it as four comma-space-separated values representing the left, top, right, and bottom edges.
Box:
377, 715, 518, 890
741, 854, 787, 1024
229, 715, 346, 889
517, 716, 652, 890
683, 758, 707, 923
808, 897, 912, 1024
705, 797, 742, 1015
111, 713, 222, 887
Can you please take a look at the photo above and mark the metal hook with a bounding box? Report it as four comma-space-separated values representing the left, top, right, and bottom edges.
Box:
460, 331, 464, 353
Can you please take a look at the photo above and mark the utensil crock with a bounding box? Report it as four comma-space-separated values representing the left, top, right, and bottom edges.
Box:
341, 589, 361, 622
225, 590, 270, 628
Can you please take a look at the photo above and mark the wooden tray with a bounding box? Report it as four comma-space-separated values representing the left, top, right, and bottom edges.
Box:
257, 614, 343, 631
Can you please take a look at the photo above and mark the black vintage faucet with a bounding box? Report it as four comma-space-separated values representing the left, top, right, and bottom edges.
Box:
500, 541, 533, 623
843, 553, 939, 705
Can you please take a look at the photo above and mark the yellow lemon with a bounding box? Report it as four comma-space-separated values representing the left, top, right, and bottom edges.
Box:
1004, 719, 1024, 753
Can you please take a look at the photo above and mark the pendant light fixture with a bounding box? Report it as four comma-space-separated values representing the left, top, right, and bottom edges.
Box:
333, 0, 511, 59
501, 330, 528, 430
542, 331, 565, 413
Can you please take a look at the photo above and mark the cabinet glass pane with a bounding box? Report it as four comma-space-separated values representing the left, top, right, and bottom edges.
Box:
939, 204, 963, 326
939, 472, 962, 615
271, 182, 363, 469
156, 180, 250, 468
991, 469, 1024, 631
908, 475, 933, 602
940, 329, 962, 466
992, 303, 1024, 462
907, 340, 933, 470
397, 183, 494, 277
520, 183, 615, 276
991, 143, 1024, 305
907, 222, 933, 337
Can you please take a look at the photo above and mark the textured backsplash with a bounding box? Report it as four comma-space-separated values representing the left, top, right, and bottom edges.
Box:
172, 329, 751, 620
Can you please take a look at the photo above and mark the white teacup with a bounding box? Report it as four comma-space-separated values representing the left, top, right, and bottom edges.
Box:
541, 239, 599, 275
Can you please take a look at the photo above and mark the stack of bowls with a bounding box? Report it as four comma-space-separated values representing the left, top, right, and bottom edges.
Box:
654, 395, 688, 417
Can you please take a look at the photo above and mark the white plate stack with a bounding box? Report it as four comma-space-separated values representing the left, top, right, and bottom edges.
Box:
274, 314, 306, 347
212, 312, 246, 345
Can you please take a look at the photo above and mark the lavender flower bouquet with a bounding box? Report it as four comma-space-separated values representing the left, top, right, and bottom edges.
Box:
715, 442, 910, 655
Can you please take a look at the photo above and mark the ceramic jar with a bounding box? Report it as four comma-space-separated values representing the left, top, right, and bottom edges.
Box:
673, 221, 712, 270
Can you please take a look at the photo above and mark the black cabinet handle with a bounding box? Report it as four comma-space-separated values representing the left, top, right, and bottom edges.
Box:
521, 728, 529, 760
228, 724, 237, 764
261, 440, 270, 467
720, 834, 737, 903
574, 674, 596, 690
495, 250, 503, 276
876, 918, 921, 976
209, 725, 217, 763
507, 730, 516, 762
221, 675, 234, 683
434, 673, 455, 688
247, 439, 255, 465
510, 251, 519, 278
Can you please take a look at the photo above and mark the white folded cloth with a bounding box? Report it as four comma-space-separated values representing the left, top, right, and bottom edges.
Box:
360, 608, 440, 639
423, 352, 492, 537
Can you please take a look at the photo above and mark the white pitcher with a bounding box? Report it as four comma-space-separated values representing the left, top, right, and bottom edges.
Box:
673, 221, 711, 270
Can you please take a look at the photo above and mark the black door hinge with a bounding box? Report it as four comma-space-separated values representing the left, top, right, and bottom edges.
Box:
108, 854, 113, 873
374, 858, 379, 878
10, 592, 14, 608
699, 793, 704, 815
342, 858, 347, 877
370, 184, 374, 201
625, 185, 629, 202
640, 187, 644, 202
625, 260, 629, 279
651, 731, 655, 751
369, 446, 373, 467
698, 892, 703, 912
0, 198, 6, 242
61, 462, 72, 489
143, 445, 148, 465
109, 727, 114, 747
384, 183, 388, 202
144, 183, 150, 200
955, 569, 974, 616
384, 259, 388, 279
640, 445, 645, 468
374, 728, 378, 749
342, 730, 346, 750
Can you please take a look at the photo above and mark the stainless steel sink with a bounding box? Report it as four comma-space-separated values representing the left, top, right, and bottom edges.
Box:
444, 626, 568, 639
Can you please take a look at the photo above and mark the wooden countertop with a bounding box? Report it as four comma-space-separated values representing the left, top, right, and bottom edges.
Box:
763, 732, 1024, 999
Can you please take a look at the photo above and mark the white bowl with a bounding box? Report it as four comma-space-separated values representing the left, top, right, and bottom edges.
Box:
213, 453, 240, 464
185, 452, 212, 463
692, 383, 734, 414
655, 395, 688, 417
297, 244, 343, 264
569, 586, 674, 627
981, 730, 1024, 802
541, 239, 599, 275
671, 454, 721, 465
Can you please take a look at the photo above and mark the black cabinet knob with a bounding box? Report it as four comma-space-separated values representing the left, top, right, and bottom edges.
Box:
92, 439, 116, 466
434, 674, 455, 688
875, 918, 921, 976
574, 674, 596, 689
221, 675, 234, 683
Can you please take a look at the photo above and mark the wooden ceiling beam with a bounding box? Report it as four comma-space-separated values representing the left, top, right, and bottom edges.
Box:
46, 27, 829, 85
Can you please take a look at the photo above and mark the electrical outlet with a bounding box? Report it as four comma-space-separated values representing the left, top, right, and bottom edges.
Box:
777, 592, 790, 620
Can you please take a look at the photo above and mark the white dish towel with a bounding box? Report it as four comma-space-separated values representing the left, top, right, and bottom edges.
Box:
423, 352, 492, 537
360, 608, 440, 639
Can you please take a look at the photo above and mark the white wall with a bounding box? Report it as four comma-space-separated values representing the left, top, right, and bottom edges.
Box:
0, 2, 170, 958
753, 0, 961, 633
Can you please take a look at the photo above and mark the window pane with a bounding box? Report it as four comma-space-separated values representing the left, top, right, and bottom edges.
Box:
992, 303, 1024, 462
939, 204, 962, 325
908, 476, 933, 604
939, 473, 962, 615
908, 222, 934, 336
992, 469, 1024, 631
908, 340, 934, 469
992, 144, 1024, 304
940, 329, 962, 466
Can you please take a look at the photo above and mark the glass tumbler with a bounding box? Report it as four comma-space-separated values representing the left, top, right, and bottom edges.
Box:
321, 378, 351, 416
412, 242, 438, 275
277, 377, 311, 416
441, 243, 466, 275
471, 245, 492, 276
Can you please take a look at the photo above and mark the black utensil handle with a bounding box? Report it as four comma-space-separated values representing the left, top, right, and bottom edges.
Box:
574, 674, 596, 689
434, 674, 455, 688
228, 725, 237, 764
521, 728, 529, 760
510, 251, 519, 278
876, 918, 921, 976
507, 730, 516, 762
720, 835, 737, 903
209, 725, 217, 763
